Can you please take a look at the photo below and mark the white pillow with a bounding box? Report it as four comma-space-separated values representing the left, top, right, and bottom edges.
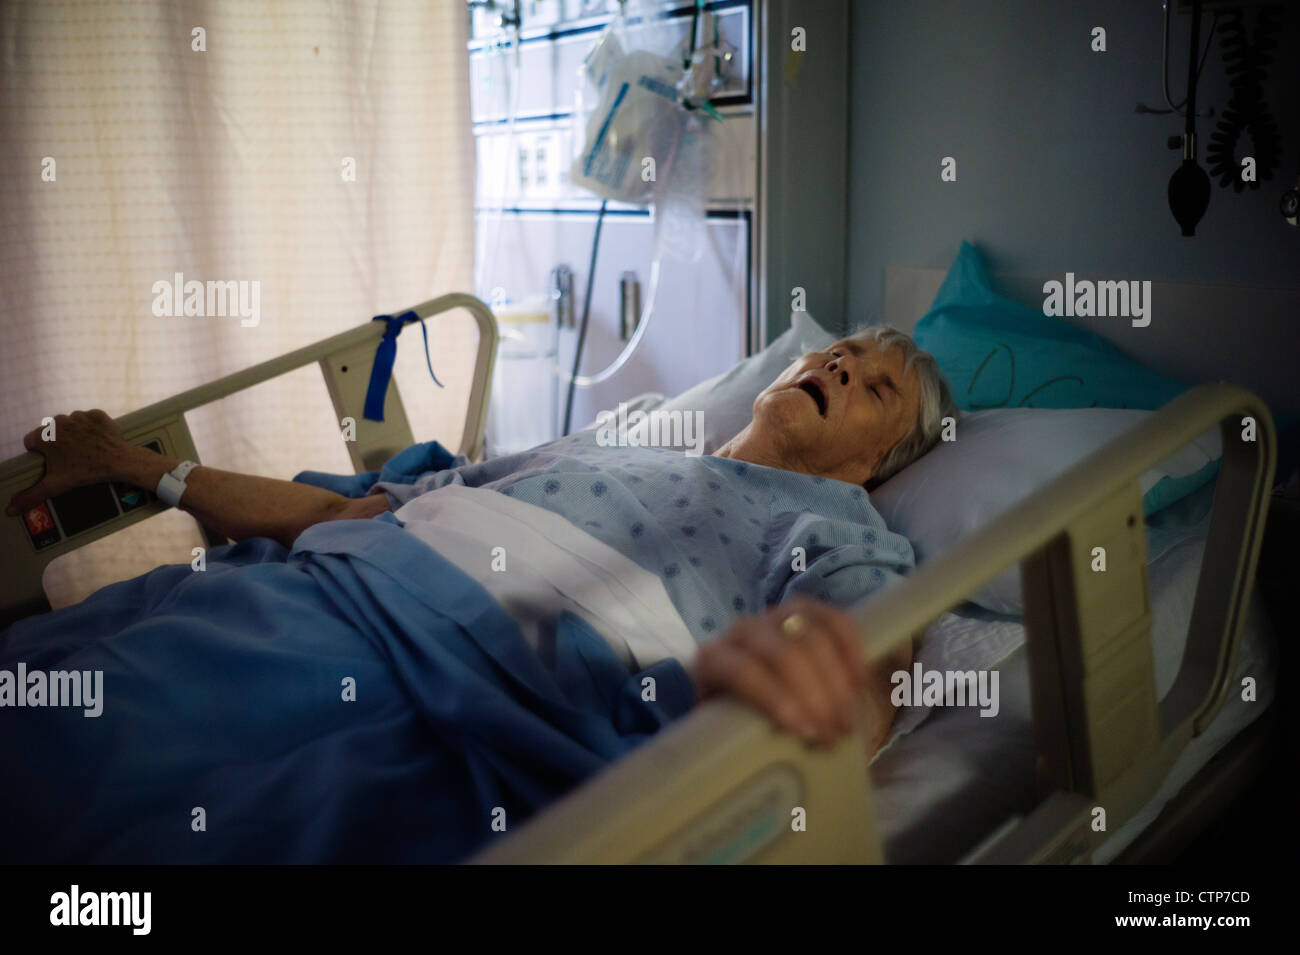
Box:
623, 310, 839, 452
869, 408, 1222, 615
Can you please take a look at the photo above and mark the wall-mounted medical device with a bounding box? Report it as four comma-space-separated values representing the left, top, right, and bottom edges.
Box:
468, 0, 756, 452
468, 0, 852, 453
1281, 177, 1299, 226
1158, 0, 1289, 235
1167, 0, 1213, 236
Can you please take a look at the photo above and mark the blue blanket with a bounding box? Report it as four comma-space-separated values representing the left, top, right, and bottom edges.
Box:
0, 519, 693, 863
293, 439, 464, 498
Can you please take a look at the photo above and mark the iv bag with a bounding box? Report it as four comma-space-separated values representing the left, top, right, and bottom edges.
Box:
570, 46, 689, 205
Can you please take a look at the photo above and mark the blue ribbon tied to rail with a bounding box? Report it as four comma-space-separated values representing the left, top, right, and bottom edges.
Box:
364, 309, 444, 422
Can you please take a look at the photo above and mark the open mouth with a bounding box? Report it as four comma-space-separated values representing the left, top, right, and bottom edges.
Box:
796, 378, 828, 417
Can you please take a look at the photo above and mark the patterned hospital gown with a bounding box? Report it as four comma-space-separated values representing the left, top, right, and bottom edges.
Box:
373, 430, 914, 644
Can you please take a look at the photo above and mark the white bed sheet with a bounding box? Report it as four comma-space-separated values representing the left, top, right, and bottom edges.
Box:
869, 512, 1279, 864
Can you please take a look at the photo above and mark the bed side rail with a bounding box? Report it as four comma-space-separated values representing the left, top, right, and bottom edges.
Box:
470, 384, 1275, 864
0, 294, 498, 625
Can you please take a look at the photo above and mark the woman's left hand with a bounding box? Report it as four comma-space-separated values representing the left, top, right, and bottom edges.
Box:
692, 596, 878, 751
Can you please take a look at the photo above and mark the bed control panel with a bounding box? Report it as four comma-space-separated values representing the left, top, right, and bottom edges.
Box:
17, 440, 162, 553
0, 414, 203, 626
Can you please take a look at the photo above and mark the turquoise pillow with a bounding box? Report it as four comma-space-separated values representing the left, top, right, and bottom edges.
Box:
913, 242, 1189, 411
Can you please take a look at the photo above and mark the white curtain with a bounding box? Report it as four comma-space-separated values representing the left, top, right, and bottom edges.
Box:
0, 0, 478, 606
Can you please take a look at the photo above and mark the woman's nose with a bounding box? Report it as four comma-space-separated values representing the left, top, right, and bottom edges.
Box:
825, 356, 851, 386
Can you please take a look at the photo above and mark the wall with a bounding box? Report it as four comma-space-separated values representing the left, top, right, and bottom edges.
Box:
845, 0, 1300, 330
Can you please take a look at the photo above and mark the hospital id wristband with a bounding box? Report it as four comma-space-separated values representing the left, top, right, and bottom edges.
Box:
155, 460, 199, 509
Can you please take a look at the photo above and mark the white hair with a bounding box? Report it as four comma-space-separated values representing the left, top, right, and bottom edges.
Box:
853, 325, 959, 488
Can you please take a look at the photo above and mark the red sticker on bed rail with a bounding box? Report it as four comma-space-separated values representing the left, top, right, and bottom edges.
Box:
22, 502, 61, 551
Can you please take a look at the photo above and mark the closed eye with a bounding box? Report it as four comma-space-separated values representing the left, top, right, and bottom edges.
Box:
869, 381, 897, 404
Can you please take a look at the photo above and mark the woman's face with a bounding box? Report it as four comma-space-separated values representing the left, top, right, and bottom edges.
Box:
749, 336, 923, 486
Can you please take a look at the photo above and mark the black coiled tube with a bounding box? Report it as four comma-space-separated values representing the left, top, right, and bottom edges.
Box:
1206, 5, 1283, 192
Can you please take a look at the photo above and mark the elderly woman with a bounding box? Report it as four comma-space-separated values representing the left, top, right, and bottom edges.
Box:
4, 327, 956, 860
8, 329, 956, 744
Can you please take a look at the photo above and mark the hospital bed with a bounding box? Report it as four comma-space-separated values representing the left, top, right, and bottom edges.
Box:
0, 289, 1281, 864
